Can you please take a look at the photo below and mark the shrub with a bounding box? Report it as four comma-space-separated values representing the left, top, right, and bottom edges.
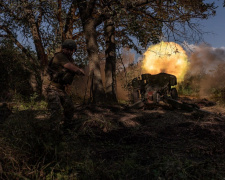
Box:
0, 40, 40, 101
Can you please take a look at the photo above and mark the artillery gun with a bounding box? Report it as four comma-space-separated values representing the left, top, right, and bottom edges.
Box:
131, 73, 178, 104
130, 73, 204, 112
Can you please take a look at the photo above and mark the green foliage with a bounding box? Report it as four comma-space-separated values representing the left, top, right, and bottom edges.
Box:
125, 12, 162, 48
178, 81, 198, 96
0, 40, 40, 101
118, 99, 129, 105
17, 100, 48, 111
12, 93, 47, 111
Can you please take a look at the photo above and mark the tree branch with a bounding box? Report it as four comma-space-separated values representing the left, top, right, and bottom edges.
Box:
57, 0, 64, 40
64, 2, 78, 40
37, 0, 44, 27
0, 34, 9, 38
0, 1, 25, 21
77, 0, 97, 24
1, 26, 37, 64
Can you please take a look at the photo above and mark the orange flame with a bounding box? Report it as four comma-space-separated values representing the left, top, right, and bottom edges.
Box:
142, 41, 189, 82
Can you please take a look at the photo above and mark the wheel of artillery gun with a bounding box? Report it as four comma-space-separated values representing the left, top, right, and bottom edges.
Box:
171, 88, 178, 100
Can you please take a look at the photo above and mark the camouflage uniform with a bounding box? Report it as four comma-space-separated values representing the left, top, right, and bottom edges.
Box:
43, 52, 75, 128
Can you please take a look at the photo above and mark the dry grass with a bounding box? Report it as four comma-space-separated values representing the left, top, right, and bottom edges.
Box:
1, 99, 225, 179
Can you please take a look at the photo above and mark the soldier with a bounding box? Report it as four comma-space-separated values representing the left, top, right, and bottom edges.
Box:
43, 39, 85, 130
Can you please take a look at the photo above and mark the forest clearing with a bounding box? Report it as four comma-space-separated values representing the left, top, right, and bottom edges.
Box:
1, 0, 225, 179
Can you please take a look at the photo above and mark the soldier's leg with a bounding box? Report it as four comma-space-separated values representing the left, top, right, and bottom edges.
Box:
60, 93, 75, 128
47, 88, 64, 127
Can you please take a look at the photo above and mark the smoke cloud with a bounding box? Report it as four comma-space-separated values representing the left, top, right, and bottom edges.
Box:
185, 44, 225, 97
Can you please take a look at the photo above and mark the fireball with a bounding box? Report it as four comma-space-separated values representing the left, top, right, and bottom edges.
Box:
142, 41, 189, 82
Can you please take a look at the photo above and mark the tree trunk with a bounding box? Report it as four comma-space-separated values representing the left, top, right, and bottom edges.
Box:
83, 19, 105, 103
30, 21, 48, 96
24, 4, 48, 68
64, 3, 77, 40
104, 18, 117, 103
57, 0, 64, 41
31, 25, 48, 68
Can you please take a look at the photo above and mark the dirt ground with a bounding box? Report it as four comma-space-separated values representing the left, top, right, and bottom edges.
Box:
1, 96, 225, 179
70, 97, 225, 179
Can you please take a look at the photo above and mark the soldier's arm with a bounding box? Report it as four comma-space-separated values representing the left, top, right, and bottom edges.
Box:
64, 62, 85, 76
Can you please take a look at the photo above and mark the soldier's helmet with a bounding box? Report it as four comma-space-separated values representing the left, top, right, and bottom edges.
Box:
62, 39, 77, 51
